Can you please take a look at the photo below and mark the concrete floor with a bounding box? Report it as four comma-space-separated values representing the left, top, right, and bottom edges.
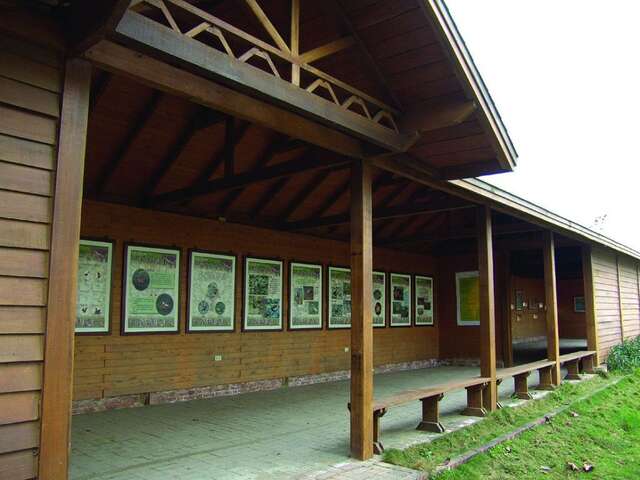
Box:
70, 366, 537, 480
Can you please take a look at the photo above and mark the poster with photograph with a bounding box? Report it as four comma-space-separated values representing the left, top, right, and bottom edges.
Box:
415, 275, 434, 326
390, 273, 412, 326
123, 245, 180, 333
76, 239, 113, 333
289, 262, 323, 329
188, 251, 236, 331
372, 271, 386, 327
456, 271, 479, 326
244, 257, 283, 330
329, 267, 351, 328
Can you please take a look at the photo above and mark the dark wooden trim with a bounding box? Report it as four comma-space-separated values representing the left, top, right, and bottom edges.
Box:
185, 248, 237, 334
389, 272, 413, 328
241, 256, 285, 332
39, 57, 92, 480
120, 242, 182, 336
75, 237, 116, 336
287, 260, 324, 331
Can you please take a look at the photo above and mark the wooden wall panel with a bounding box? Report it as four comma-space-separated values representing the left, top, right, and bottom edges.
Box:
557, 278, 586, 339
619, 257, 640, 339
0, 32, 61, 478
592, 247, 623, 359
74, 200, 439, 401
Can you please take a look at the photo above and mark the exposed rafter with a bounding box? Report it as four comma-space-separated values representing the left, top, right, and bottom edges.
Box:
244, 0, 291, 53
299, 36, 356, 64
279, 166, 333, 221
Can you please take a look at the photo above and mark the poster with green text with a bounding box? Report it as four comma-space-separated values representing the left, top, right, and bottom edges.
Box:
415, 275, 434, 325
188, 251, 235, 331
329, 267, 351, 328
123, 245, 180, 333
372, 271, 386, 327
456, 271, 479, 326
76, 239, 113, 333
390, 273, 411, 326
289, 262, 322, 329
244, 258, 283, 330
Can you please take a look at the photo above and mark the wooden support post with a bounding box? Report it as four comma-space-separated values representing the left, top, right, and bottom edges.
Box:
565, 359, 582, 381
513, 372, 533, 400
417, 394, 445, 433
543, 231, 561, 386
477, 206, 497, 411
290, 0, 300, 86
350, 159, 374, 460
462, 384, 488, 417
582, 246, 600, 366
39, 58, 92, 479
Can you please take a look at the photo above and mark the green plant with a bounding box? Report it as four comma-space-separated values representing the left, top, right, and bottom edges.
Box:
607, 336, 640, 373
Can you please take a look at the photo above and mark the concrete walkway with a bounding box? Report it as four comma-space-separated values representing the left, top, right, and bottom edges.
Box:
70, 366, 529, 480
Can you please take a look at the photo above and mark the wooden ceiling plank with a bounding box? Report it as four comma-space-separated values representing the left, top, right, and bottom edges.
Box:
279, 164, 332, 221
92, 90, 162, 196
252, 177, 290, 217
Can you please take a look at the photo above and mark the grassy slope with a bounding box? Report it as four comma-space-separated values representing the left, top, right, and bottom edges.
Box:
384, 373, 638, 478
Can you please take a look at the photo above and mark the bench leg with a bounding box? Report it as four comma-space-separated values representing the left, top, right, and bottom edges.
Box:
417, 394, 445, 433
537, 366, 556, 391
462, 384, 487, 417
565, 359, 582, 380
373, 409, 386, 454
513, 372, 533, 400
494, 379, 503, 409
582, 355, 597, 374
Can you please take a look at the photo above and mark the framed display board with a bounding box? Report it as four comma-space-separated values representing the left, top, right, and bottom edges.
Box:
123, 244, 180, 334
244, 257, 283, 331
289, 262, 323, 330
76, 239, 113, 334
390, 273, 412, 326
456, 271, 480, 326
415, 275, 434, 326
574, 295, 586, 313
187, 250, 236, 332
328, 266, 351, 328
372, 271, 386, 327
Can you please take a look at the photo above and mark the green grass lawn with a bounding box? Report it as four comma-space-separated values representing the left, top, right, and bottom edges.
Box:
384, 372, 640, 479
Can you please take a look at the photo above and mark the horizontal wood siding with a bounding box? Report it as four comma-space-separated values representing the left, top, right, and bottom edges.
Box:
619, 257, 640, 340
0, 33, 61, 479
592, 248, 623, 359
74, 201, 439, 401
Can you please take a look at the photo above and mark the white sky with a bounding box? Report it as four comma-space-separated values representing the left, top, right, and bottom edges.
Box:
446, 0, 640, 251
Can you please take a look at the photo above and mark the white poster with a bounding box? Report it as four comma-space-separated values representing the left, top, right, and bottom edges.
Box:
328, 267, 351, 328
390, 273, 412, 326
244, 257, 283, 330
76, 239, 113, 333
289, 262, 323, 329
372, 271, 386, 327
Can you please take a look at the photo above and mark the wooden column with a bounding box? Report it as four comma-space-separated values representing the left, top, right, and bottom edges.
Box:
543, 231, 561, 386
582, 246, 600, 365
39, 58, 92, 479
350, 159, 374, 460
615, 255, 626, 341
477, 206, 497, 411
290, 0, 300, 86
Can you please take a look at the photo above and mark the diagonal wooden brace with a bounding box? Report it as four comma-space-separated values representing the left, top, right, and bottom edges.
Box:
416, 393, 445, 433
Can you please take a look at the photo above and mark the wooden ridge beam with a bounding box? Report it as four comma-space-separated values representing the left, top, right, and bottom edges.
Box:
152, 155, 350, 205
400, 99, 476, 134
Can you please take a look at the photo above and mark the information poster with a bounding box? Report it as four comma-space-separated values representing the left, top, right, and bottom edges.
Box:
372, 271, 386, 327
76, 239, 113, 333
390, 273, 412, 326
415, 275, 434, 326
329, 267, 351, 328
188, 251, 236, 331
244, 257, 283, 330
456, 271, 480, 326
289, 262, 323, 329
123, 245, 180, 333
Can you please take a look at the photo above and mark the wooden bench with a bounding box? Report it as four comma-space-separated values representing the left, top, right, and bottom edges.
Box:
496, 359, 557, 401
351, 376, 490, 454
559, 350, 597, 380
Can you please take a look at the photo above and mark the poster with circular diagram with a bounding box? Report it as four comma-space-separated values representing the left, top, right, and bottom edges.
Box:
188, 251, 236, 331
289, 262, 323, 330
244, 257, 283, 330
328, 267, 351, 328
76, 239, 113, 333
123, 244, 180, 333
415, 275, 434, 325
372, 271, 386, 327
390, 273, 412, 326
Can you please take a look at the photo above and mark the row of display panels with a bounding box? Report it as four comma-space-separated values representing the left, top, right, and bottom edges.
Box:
76, 239, 436, 334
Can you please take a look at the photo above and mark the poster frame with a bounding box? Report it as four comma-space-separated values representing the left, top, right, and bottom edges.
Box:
372, 270, 387, 328
327, 265, 352, 329
287, 260, 324, 331
75, 237, 115, 336
456, 270, 480, 326
121, 242, 182, 336
389, 272, 413, 328
186, 249, 237, 334
414, 274, 435, 327
242, 256, 284, 332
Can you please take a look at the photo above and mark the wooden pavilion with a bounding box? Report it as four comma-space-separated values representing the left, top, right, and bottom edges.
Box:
1, 1, 639, 479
